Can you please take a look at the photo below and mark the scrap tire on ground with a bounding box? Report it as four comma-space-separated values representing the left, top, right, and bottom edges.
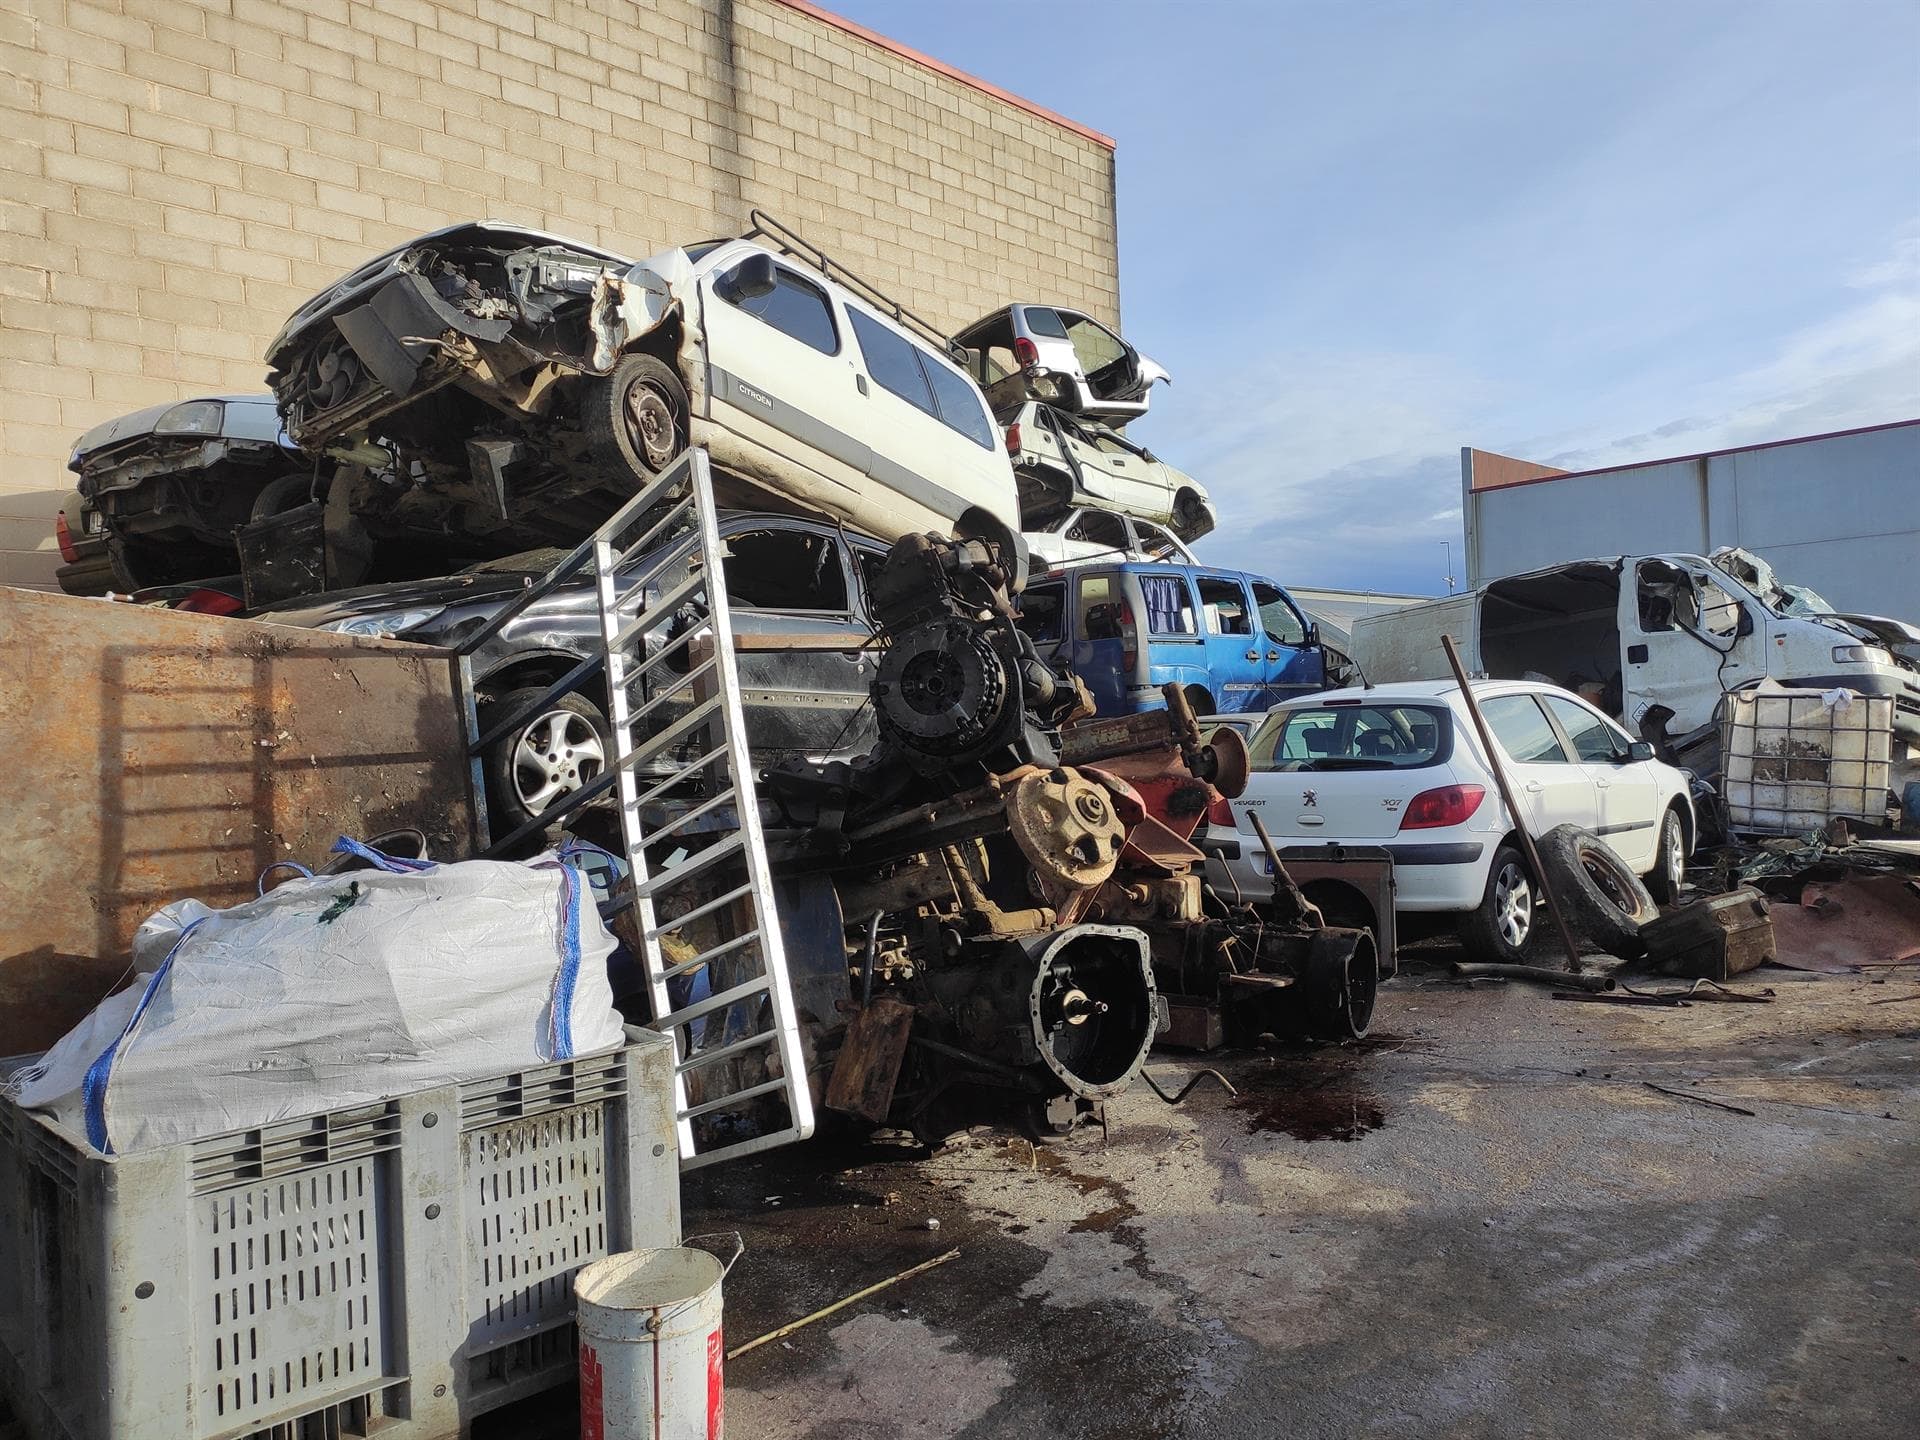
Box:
583, 352, 689, 486
1537, 823, 1658, 960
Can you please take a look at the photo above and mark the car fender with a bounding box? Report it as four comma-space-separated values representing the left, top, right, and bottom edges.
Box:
588, 247, 696, 373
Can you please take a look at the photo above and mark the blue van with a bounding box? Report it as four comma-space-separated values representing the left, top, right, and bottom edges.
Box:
1016, 562, 1329, 715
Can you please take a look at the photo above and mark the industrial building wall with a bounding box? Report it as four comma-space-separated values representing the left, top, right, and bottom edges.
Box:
1463, 420, 1920, 619
0, 0, 1121, 589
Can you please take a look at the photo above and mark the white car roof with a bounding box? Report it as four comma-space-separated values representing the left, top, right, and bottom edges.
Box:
1271, 678, 1587, 709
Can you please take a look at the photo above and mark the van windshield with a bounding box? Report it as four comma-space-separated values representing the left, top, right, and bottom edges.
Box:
1250, 703, 1450, 771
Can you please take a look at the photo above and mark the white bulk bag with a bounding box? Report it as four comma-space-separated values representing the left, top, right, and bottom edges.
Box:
8, 839, 625, 1153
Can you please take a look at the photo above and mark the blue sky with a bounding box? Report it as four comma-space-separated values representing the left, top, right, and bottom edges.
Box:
829, 0, 1920, 594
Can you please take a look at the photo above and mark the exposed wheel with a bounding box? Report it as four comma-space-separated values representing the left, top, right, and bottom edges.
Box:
1645, 807, 1687, 905
480, 687, 610, 837
250, 472, 317, 521
1172, 488, 1212, 540
583, 352, 688, 485
1182, 684, 1215, 717
1537, 824, 1658, 960
1460, 843, 1535, 964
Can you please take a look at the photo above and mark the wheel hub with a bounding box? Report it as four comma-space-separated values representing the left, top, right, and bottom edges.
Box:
624, 384, 677, 468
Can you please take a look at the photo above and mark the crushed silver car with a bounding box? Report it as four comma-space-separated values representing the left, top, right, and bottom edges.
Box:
1005, 400, 1215, 543
265, 212, 1020, 555
957, 302, 1169, 424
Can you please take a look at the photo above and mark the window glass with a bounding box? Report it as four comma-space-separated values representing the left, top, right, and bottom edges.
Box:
1139, 573, 1196, 635
848, 309, 936, 416
919, 355, 996, 448
1064, 510, 1130, 553
1542, 695, 1629, 762
1482, 694, 1569, 763
1250, 704, 1448, 770
852, 544, 886, 603
1698, 575, 1743, 639
720, 528, 847, 611
1076, 573, 1120, 641
721, 264, 837, 355
1016, 583, 1066, 645
1023, 306, 1070, 339
1252, 581, 1307, 645
1062, 313, 1128, 374
1197, 577, 1252, 635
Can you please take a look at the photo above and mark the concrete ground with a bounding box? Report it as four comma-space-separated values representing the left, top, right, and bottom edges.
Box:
684, 948, 1920, 1439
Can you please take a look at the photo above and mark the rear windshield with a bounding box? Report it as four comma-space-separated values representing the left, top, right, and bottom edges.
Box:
1250, 702, 1451, 771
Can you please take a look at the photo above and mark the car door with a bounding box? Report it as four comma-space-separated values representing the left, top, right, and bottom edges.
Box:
697, 249, 870, 502
1067, 569, 1129, 713
717, 523, 876, 762
1251, 579, 1323, 704
1476, 691, 1597, 837
1194, 573, 1267, 713
1622, 558, 1765, 739
1540, 692, 1662, 867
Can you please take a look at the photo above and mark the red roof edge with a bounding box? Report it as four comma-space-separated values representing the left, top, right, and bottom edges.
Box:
764, 0, 1117, 150
1480, 417, 1920, 494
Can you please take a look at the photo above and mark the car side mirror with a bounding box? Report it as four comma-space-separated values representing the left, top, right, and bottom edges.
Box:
1307, 622, 1320, 647
1626, 740, 1656, 762
717, 253, 776, 303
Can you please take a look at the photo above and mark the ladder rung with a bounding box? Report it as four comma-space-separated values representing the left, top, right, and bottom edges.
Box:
634, 831, 746, 899
643, 786, 739, 849
609, 492, 697, 574
619, 695, 724, 772
632, 745, 728, 810
682, 1077, 787, 1121
675, 1029, 775, 1075
608, 570, 708, 655
660, 928, 761, 980
650, 882, 754, 936
621, 655, 721, 733
657, 972, 767, 1028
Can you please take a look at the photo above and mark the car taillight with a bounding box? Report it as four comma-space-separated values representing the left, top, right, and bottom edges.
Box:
55, 510, 79, 563
1399, 783, 1485, 830
1013, 336, 1039, 370
1119, 600, 1138, 674
1005, 421, 1021, 455
174, 588, 243, 615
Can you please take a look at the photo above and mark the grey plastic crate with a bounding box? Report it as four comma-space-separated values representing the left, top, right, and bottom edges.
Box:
0, 1027, 679, 1440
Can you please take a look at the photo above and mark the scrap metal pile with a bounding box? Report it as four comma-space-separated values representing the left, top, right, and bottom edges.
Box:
749, 519, 1376, 1141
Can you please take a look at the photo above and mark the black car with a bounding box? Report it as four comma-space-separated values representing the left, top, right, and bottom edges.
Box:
251, 511, 886, 833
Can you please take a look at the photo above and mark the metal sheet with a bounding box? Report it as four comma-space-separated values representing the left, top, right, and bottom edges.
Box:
0, 588, 472, 1053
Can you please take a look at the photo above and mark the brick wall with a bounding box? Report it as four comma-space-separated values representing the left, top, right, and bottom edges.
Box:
0, 0, 1120, 588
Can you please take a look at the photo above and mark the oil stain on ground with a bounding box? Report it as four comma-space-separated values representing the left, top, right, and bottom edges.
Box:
1225, 1036, 1402, 1141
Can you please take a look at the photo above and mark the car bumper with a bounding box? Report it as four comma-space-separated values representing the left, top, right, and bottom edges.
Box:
1199, 829, 1489, 913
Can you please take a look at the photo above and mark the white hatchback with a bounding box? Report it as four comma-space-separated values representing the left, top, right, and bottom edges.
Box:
1203, 680, 1695, 962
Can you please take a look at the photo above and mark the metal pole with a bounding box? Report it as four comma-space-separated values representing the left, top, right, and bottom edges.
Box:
1440, 633, 1584, 973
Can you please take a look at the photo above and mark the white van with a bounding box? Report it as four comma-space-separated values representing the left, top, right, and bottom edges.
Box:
267, 212, 1019, 550
1351, 550, 1920, 754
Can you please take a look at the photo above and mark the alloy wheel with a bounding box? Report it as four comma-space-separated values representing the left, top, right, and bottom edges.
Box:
511, 709, 608, 815
1494, 861, 1532, 949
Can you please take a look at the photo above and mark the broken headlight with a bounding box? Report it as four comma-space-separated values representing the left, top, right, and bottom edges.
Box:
154, 399, 225, 436
1832, 644, 1891, 665
319, 607, 445, 639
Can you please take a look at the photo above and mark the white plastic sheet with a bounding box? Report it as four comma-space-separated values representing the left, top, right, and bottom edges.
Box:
7, 841, 625, 1153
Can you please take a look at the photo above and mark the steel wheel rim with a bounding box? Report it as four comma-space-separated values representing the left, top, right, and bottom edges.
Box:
1494, 861, 1532, 948
511, 709, 606, 813
624, 382, 678, 469
1582, 852, 1635, 913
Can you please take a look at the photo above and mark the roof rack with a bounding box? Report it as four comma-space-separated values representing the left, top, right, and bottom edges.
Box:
742, 208, 969, 364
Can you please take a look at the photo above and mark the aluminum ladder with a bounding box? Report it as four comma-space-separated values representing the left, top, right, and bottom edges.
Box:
451, 448, 813, 1169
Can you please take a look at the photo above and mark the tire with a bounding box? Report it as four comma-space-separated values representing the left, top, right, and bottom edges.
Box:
583, 352, 689, 485
1182, 684, 1215, 717
1644, 807, 1687, 905
250, 472, 317, 522
1459, 843, 1536, 964
480, 687, 610, 838
1537, 824, 1658, 960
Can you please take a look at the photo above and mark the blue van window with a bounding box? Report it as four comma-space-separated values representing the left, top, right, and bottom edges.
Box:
1140, 574, 1194, 635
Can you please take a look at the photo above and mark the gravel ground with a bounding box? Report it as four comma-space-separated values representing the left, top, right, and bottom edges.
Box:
684, 949, 1920, 1439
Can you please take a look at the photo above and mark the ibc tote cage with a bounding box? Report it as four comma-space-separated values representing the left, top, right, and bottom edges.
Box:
448, 448, 813, 1170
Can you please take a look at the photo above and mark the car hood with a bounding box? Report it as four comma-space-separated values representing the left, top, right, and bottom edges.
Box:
266, 220, 636, 361
248, 567, 543, 629
70, 395, 289, 465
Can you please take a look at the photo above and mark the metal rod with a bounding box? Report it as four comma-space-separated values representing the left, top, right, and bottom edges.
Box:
1440, 633, 1585, 973
1248, 811, 1323, 929
727, 1249, 962, 1361
1452, 962, 1613, 992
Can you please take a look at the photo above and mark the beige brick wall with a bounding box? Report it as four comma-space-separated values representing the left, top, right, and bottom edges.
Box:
0, 0, 1120, 588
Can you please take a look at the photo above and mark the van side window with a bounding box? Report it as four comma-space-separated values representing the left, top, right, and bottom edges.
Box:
720, 263, 838, 355
1016, 582, 1066, 645
919, 356, 996, 448
847, 309, 937, 417
1197, 577, 1251, 635
1077, 574, 1118, 640
1139, 573, 1196, 636
721, 528, 848, 611
1252, 581, 1307, 645
1482, 694, 1570, 763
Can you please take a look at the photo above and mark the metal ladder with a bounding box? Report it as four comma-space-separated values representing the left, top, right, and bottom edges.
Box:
451, 448, 813, 1169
